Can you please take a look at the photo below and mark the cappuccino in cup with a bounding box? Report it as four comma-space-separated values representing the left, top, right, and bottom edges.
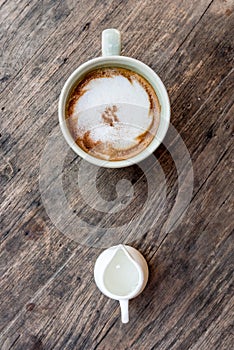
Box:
66, 67, 161, 161
59, 29, 170, 168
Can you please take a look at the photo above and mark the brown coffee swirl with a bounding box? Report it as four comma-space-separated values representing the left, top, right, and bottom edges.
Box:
66, 67, 161, 161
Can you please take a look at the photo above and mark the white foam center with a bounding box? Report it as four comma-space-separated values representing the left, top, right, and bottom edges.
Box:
70, 75, 152, 149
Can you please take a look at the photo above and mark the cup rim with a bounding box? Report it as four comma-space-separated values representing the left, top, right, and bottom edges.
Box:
58, 55, 170, 168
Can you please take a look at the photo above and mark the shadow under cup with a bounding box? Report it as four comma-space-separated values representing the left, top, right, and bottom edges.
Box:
58, 56, 170, 168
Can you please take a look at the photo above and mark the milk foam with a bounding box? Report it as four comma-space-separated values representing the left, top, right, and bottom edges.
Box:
69, 75, 153, 150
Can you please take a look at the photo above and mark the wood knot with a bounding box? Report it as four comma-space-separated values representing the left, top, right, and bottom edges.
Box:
26, 303, 36, 311
22, 217, 45, 240
0, 154, 14, 180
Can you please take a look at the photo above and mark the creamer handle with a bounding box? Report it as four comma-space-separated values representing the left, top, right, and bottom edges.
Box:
119, 299, 129, 323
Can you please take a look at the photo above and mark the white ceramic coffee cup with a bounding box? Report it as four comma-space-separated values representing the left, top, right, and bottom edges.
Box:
58, 29, 170, 168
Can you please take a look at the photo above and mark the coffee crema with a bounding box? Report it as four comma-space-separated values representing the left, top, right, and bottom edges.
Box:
66, 67, 161, 161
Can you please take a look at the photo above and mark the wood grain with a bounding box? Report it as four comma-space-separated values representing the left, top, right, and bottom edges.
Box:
0, 0, 233, 349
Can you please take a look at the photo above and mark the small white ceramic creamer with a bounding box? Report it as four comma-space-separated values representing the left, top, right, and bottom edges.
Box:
94, 245, 149, 323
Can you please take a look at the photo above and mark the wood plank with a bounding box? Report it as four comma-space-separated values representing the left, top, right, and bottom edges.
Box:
1, 0, 212, 136
1, 0, 222, 285
0, 63, 232, 349
94, 151, 233, 350
1, 148, 232, 348
1, 0, 233, 246
0, 0, 233, 348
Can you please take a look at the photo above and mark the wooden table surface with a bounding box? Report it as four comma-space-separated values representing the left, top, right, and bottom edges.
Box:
1, 0, 233, 349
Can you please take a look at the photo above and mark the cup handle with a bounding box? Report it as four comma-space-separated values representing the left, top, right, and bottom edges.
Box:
102, 29, 121, 56
119, 299, 129, 323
